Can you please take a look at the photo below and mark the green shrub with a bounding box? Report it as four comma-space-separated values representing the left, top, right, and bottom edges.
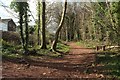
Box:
29, 34, 37, 46
77, 40, 101, 48
2, 31, 37, 46
56, 43, 70, 53
2, 40, 14, 48
2, 31, 21, 45
96, 51, 120, 78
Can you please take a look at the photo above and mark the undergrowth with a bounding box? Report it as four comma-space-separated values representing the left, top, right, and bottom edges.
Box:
95, 51, 120, 79
2, 40, 70, 59
76, 40, 101, 48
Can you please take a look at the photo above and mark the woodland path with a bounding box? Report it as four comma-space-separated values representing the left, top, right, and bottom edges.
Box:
2, 42, 106, 79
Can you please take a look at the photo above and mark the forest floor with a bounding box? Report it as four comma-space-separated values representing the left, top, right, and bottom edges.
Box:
2, 42, 117, 79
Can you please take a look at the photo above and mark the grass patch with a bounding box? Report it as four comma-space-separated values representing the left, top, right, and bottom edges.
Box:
47, 42, 70, 53
56, 43, 70, 53
77, 40, 102, 48
36, 49, 62, 58
36, 42, 70, 58
2, 41, 70, 59
95, 51, 120, 78
2, 40, 23, 59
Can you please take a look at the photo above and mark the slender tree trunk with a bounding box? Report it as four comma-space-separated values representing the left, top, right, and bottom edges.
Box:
77, 30, 81, 40
51, 0, 67, 51
20, 15, 25, 50
66, 25, 69, 42
25, 4, 29, 52
66, 16, 69, 42
59, 29, 62, 40
19, 5, 25, 51
41, 0, 47, 49
38, 1, 40, 45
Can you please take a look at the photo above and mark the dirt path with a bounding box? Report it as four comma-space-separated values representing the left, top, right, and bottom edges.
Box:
2, 42, 105, 79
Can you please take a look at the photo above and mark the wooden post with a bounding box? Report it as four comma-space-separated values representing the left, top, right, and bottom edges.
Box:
102, 45, 105, 51
96, 46, 99, 51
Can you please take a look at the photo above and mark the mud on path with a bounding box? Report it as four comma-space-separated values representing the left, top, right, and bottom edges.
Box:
2, 42, 105, 79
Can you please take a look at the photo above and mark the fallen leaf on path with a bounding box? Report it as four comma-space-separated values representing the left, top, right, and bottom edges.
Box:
73, 75, 78, 77
17, 67, 21, 70
98, 74, 104, 78
48, 72, 51, 74
92, 63, 95, 67
96, 74, 104, 78
43, 73, 46, 75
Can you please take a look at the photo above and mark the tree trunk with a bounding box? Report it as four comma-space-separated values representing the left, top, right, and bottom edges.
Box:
66, 25, 69, 42
38, 1, 40, 45
25, 3, 29, 52
77, 29, 81, 40
19, 4, 25, 51
41, 0, 47, 49
51, 0, 67, 51
59, 29, 62, 40
19, 15, 25, 50
65, 16, 70, 42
